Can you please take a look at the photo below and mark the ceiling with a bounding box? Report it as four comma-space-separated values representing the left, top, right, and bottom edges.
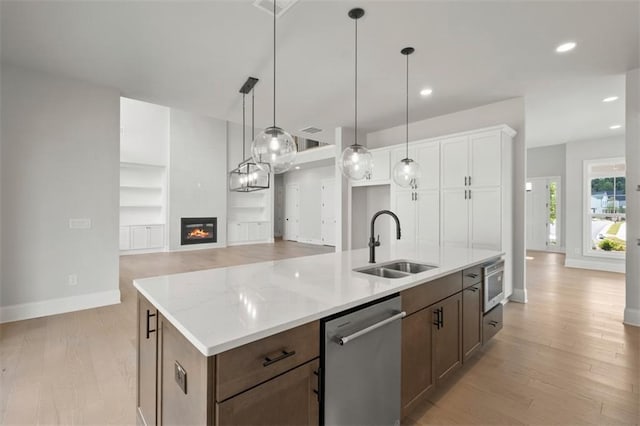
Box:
1, 1, 638, 147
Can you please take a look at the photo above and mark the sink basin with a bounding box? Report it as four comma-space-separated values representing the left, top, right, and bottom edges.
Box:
384, 261, 437, 274
356, 267, 409, 279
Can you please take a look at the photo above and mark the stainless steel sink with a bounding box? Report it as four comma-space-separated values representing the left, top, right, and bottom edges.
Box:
355, 260, 438, 279
356, 266, 409, 279
384, 261, 437, 274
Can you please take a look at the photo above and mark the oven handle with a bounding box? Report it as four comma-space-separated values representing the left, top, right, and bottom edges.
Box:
484, 267, 504, 279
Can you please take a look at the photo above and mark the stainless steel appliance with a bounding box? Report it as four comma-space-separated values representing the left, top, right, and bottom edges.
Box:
322, 294, 405, 426
483, 259, 505, 313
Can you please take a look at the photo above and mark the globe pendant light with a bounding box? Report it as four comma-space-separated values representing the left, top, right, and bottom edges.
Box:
392, 47, 421, 188
339, 8, 373, 181
251, 0, 296, 174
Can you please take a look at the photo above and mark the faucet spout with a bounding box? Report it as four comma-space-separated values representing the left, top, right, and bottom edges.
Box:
368, 210, 401, 263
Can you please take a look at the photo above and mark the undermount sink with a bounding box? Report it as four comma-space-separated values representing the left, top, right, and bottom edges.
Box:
384, 261, 437, 274
355, 260, 438, 279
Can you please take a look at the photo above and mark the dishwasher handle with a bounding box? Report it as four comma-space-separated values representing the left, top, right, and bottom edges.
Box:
338, 311, 406, 346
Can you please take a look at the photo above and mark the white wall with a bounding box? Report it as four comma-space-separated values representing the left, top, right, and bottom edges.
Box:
527, 144, 567, 248
367, 98, 527, 302
0, 64, 120, 322
168, 109, 227, 250
282, 165, 335, 245
564, 136, 626, 272
120, 97, 169, 165
625, 68, 640, 326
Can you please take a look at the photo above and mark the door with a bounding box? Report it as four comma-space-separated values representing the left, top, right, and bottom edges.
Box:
217, 359, 319, 426
441, 189, 468, 248
394, 191, 416, 249
440, 136, 468, 189
462, 283, 482, 361
321, 179, 336, 246
284, 184, 300, 241
469, 131, 502, 187
433, 293, 462, 384
137, 295, 158, 426
416, 190, 439, 247
526, 177, 562, 251
401, 308, 434, 415
469, 187, 501, 250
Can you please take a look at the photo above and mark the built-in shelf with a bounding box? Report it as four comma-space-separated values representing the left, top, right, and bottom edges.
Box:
120, 204, 163, 208
120, 185, 163, 191
120, 161, 166, 169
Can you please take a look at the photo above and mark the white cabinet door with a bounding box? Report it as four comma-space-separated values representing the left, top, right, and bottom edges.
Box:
247, 222, 259, 241
131, 226, 148, 250
415, 142, 440, 190
369, 149, 390, 182
441, 189, 469, 248
256, 222, 270, 241
470, 187, 501, 250
119, 226, 131, 250
229, 222, 248, 242
416, 190, 440, 247
394, 191, 417, 248
470, 131, 501, 187
441, 136, 469, 189
147, 225, 164, 248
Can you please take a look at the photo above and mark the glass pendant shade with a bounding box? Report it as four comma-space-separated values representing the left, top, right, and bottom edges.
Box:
339, 144, 373, 181
392, 158, 421, 187
229, 160, 270, 192
251, 126, 296, 174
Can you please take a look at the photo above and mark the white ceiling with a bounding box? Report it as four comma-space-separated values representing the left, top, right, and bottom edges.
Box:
1, 1, 638, 147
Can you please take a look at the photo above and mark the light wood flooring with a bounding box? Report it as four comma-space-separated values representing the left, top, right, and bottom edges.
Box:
1, 247, 638, 425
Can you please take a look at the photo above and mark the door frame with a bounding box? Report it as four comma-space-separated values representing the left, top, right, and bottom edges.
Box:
526, 175, 563, 252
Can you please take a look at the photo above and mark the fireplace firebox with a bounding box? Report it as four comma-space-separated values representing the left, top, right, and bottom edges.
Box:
181, 217, 217, 245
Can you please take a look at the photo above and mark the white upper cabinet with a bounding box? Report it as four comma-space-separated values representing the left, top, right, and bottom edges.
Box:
416, 190, 440, 247
440, 136, 469, 189
469, 131, 502, 187
391, 140, 439, 190
353, 148, 390, 186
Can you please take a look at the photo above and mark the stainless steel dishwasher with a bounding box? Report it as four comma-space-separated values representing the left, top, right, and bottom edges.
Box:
321, 294, 405, 426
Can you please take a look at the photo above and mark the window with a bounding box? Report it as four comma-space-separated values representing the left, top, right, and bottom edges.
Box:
584, 158, 626, 256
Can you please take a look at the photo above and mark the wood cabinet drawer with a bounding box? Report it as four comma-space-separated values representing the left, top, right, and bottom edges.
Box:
462, 264, 483, 288
401, 272, 462, 316
483, 303, 503, 344
216, 321, 319, 401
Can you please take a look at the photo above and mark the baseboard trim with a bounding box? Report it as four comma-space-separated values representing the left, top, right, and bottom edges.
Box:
624, 307, 640, 327
510, 288, 528, 304
564, 258, 625, 274
169, 242, 228, 252
227, 239, 274, 247
0, 289, 121, 324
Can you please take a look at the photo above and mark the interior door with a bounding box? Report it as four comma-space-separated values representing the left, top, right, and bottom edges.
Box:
526, 178, 549, 251
441, 189, 468, 248
285, 184, 300, 241
321, 179, 336, 246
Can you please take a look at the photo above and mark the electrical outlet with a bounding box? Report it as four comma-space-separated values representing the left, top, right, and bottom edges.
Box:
175, 361, 187, 394
68, 274, 78, 286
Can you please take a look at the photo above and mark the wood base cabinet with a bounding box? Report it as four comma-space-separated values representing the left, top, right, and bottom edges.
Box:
433, 293, 462, 384
462, 283, 483, 361
137, 295, 158, 426
401, 308, 434, 416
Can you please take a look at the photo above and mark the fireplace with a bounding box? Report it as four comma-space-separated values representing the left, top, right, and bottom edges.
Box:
181, 217, 217, 245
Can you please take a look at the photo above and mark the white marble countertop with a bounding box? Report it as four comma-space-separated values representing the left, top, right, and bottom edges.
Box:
134, 245, 503, 356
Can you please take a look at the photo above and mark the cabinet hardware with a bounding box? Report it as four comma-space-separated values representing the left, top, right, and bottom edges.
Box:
469, 176, 472, 185
488, 320, 499, 327
466, 286, 479, 293
464, 176, 468, 186
468, 189, 472, 199
262, 349, 296, 367
464, 190, 467, 200
433, 309, 440, 329
145, 309, 156, 339
313, 367, 322, 402
465, 273, 479, 279
415, 193, 418, 201
439, 307, 444, 328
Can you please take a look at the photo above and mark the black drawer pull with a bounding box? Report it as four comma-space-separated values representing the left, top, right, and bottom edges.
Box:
433, 309, 440, 329
146, 309, 156, 339
466, 286, 479, 292
263, 349, 296, 367
488, 320, 499, 327
313, 367, 322, 401
465, 273, 479, 279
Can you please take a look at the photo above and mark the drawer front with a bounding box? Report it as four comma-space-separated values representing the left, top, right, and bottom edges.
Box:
483, 303, 503, 344
401, 272, 462, 316
462, 265, 483, 288
216, 321, 319, 401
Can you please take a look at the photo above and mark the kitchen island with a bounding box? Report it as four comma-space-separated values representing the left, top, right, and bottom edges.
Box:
134, 245, 504, 425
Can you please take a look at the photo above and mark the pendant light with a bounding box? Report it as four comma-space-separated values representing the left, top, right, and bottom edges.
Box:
392, 47, 421, 187
229, 77, 270, 192
251, 0, 297, 174
339, 8, 373, 181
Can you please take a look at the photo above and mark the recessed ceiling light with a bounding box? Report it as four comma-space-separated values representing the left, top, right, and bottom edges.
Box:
602, 96, 619, 103
555, 41, 576, 53
610, 124, 622, 130
294, 166, 300, 170
420, 88, 433, 97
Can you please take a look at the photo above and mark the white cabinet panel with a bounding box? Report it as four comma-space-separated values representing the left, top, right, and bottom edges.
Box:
441, 189, 469, 248
441, 136, 469, 189
470, 132, 502, 187
415, 142, 440, 190
229, 222, 248, 242
416, 190, 440, 247
147, 225, 164, 248
119, 227, 131, 250
131, 226, 149, 250
394, 191, 417, 249
470, 188, 501, 250
256, 222, 270, 241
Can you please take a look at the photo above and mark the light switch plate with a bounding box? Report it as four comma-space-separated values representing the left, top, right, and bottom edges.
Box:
69, 218, 91, 229
175, 361, 187, 394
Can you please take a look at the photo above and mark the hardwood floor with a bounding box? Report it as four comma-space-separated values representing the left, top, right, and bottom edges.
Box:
406, 251, 639, 425
1, 247, 638, 425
